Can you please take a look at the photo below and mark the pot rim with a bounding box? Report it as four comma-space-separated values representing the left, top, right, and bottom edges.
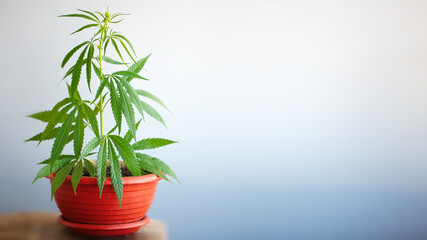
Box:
46, 173, 161, 185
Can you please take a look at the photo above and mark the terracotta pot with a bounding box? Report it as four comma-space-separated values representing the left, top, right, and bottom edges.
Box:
47, 174, 160, 236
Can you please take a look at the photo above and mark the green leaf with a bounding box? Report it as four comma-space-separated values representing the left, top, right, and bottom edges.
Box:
113, 71, 146, 80
132, 138, 177, 150
136, 153, 169, 182
92, 76, 109, 103
96, 139, 108, 197
79, 136, 100, 160
59, 13, 98, 23
109, 135, 140, 176
77, 9, 100, 22
139, 100, 166, 127
103, 38, 111, 56
27, 111, 57, 123
50, 108, 77, 163
84, 158, 96, 177
86, 45, 95, 91
143, 155, 180, 184
122, 54, 150, 82
39, 103, 73, 144
51, 161, 75, 199
115, 34, 137, 57
135, 90, 169, 111
71, 23, 98, 35
124, 119, 141, 143
61, 41, 89, 68
92, 62, 102, 79
110, 38, 127, 65
71, 160, 83, 194
108, 140, 123, 205
73, 109, 84, 158
26, 127, 60, 142
83, 104, 100, 138
118, 77, 145, 120
115, 79, 136, 138
102, 56, 127, 65
33, 156, 74, 183
108, 82, 122, 133
117, 38, 136, 63
71, 46, 88, 97
37, 155, 75, 165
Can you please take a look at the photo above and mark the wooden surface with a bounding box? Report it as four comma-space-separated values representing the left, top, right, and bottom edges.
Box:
0, 212, 167, 240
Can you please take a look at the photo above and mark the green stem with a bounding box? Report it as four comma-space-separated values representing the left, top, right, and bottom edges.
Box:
99, 27, 105, 135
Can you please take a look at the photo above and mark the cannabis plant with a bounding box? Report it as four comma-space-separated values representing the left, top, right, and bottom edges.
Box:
26, 9, 179, 204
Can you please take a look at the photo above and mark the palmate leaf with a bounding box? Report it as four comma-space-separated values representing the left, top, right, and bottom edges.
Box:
83, 104, 100, 138
51, 161, 75, 199
122, 54, 150, 82
59, 13, 98, 23
73, 109, 84, 158
79, 136, 100, 160
71, 46, 89, 97
108, 82, 122, 133
84, 158, 96, 177
33, 156, 75, 183
109, 135, 140, 176
86, 45, 95, 91
96, 139, 108, 197
103, 56, 126, 65
117, 77, 145, 121
132, 138, 176, 150
108, 140, 123, 205
135, 90, 169, 112
115, 79, 136, 138
62, 41, 89, 68
71, 160, 84, 194
50, 108, 77, 164
113, 71, 146, 80
135, 153, 169, 182
138, 153, 180, 184
25, 127, 60, 142
139, 100, 166, 127
39, 103, 73, 144
71, 23, 98, 35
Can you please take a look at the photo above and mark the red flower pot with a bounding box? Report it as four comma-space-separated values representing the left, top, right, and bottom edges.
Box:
47, 174, 160, 236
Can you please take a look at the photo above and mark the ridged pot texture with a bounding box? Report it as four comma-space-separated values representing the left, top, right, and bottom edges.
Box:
48, 174, 160, 224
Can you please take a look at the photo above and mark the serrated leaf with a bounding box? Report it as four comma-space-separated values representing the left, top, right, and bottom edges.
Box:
115, 79, 136, 138
96, 139, 108, 197
83, 103, 99, 138
115, 34, 137, 57
25, 127, 60, 142
93, 76, 109, 103
73, 109, 84, 158
103, 56, 127, 65
50, 108, 77, 164
113, 71, 146, 80
71, 46, 88, 97
111, 38, 127, 65
108, 82, 122, 133
118, 77, 145, 120
86, 45, 95, 91
84, 158, 96, 177
51, 161, 75, 200
37, 155, 75, 165
77, 9, 100, 22
79, 136, 101, 160
143, 155, 180, 184
132, 138, 177, 150
39, 103, 73, 144
122, 54, 150, 82
92, 62, 101, 79
135, 89, 169, 111
136, 153, 169, 182
61, 41, 89, 68
117, 38, 136, 63
109, 135, 140, 176
108, 140, 123, 205
71, 160, 83, 194
71, 23, 98, 35
139, 100, 166, 127
33, 156, 74, 183
59, 13, 98, 23
124, 120, 141, 143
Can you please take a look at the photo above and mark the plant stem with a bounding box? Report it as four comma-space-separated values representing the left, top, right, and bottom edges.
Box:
99, 27, 105, 135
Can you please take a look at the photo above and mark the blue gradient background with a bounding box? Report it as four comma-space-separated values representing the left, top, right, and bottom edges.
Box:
2, 0, 427, 239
